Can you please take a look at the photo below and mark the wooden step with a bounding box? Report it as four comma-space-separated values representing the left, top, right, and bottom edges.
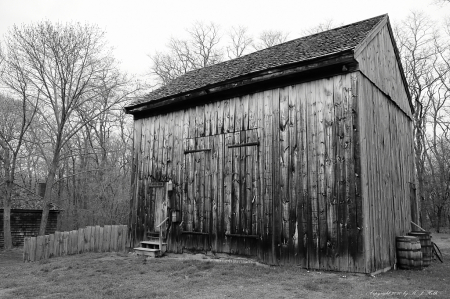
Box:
146, 237, 160, 242
140, 241, 167, 253
140, 241, 167, 246
147, 232, 160, 238
134, 247, 162, 258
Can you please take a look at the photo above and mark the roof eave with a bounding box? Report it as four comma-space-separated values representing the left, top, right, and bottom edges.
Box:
125, 49, 357, 115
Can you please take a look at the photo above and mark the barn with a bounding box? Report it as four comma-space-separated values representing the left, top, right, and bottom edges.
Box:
125, 14, 415, 273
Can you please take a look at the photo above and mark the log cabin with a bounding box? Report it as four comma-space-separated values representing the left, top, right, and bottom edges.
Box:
0, 183, 60, 247
124, 14, 415, 273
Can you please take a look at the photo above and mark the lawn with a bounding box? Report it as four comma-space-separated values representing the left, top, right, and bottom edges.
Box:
0, 234, 449, 299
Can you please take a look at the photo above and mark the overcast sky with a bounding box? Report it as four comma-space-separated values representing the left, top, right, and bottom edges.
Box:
0, 0, 447, 78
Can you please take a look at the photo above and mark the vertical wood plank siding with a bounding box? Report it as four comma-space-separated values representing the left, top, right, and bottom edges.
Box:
355, 25, 411, 119
355, 24, 413, 273
130, 71, 413, 273
357, 73, 413, 272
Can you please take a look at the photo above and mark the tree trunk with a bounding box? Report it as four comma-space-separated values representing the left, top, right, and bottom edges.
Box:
436, 207, 442, 233
2, 183, 13, 249
2, 149, 13, 249
415, 145, 424, 227
448, 213, 450, 232
38, 160, 58, 236
425, 209, 434, 229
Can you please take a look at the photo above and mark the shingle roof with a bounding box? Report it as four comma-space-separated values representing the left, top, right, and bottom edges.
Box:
0, 183, 61, 210
128, 14, 386, 108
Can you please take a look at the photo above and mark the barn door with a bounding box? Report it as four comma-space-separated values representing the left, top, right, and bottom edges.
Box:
183, 136, 213, 250
223, 129, 260, 255
181, 130, 259, 254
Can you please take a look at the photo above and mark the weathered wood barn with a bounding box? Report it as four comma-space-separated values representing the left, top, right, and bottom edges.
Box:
125, 14, 415, 273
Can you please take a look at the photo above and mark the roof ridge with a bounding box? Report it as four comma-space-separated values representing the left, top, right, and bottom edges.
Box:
300, 14, 388, 40
126, 14, 388, 111
162, 14, 389, 81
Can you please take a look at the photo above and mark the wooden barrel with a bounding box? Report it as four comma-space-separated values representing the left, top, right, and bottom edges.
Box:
408, 231, 432, 267
396, 236, 422, 270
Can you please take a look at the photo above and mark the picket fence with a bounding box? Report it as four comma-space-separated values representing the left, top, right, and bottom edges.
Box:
23, 225, 128, 262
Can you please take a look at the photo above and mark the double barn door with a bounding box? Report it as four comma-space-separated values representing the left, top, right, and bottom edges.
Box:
182, 129, 260, 253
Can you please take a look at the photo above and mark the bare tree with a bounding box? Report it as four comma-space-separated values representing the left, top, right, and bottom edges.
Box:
50, 103, 133, 230
149, 22, 223, 85
0, 37, 41, 248
394, 12, 443, 227
3, 21, 137, 236
0, 44, 4, 73
434, 0, 450, 5
149, 22, 292, 84
423, 77, 450, 231
188, 21, 223, 67
301, 19, 343, 36
0, 93, 38, 249
423, 17, 450, 231
226, 26, 253, 59
151, 52, 180, 85
253, 30, 289, 51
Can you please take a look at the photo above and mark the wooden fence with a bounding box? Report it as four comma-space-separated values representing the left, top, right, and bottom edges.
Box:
23, 225, 128, 262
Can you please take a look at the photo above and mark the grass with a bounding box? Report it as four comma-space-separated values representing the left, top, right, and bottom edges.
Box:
0, 235, 449, 299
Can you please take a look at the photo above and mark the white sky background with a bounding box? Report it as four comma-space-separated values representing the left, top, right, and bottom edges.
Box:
0, 0, 447, 80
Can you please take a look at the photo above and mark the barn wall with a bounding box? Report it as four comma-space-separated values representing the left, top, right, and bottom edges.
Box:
0, 210, 59, 247
357, 73, 414, 273
355, 24, 412, 118
130, 72, 367, 272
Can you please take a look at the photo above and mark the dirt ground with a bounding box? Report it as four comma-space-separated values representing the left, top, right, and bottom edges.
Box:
0, 233, 449, 299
